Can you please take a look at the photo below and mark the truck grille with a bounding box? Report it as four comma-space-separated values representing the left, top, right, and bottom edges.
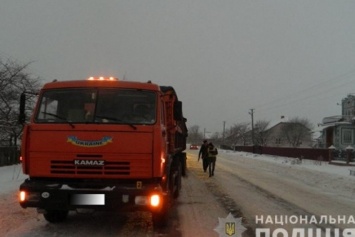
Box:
50, 160, 130, 175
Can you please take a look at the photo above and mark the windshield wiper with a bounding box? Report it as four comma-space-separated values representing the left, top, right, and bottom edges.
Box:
95, 115, 137, 130
41, 112, 75, 128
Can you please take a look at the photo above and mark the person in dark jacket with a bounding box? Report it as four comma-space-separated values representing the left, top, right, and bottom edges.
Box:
198, 140, 209, 172
207, 142, 218, 177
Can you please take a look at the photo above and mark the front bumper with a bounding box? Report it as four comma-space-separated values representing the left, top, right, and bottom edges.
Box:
19, 178, 167, 212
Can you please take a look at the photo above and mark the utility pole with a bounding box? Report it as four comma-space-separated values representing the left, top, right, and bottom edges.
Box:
249, 109, 255, 146
222, 121, 226, 144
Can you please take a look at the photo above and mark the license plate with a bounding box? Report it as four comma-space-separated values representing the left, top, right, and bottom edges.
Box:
70, 194, 105, 205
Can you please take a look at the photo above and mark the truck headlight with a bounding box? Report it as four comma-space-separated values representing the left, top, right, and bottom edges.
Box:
19, 191, 27, 202
150, 194, 160, 207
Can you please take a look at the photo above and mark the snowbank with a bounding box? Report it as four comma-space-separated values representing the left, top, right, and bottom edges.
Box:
0, 164, 28, 195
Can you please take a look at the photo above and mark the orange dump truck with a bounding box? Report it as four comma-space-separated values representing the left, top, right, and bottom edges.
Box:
18, 77, 187, 226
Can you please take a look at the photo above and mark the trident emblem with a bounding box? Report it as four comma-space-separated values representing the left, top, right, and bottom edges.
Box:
225, 222, 236, 236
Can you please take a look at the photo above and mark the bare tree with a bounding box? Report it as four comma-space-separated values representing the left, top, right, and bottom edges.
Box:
0, 58, 41, 146
281, 117, 313, 147
254, 120, 271, 146
187, 125, 203, 144
224, 122, 249, 146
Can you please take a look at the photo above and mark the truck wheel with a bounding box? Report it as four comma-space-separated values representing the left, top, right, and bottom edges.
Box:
43, 210, 68, 223
180, 153, 187, 176
173, 163, 181, 199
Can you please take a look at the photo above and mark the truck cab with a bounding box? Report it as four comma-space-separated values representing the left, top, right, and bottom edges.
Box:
18, 77, 187, 226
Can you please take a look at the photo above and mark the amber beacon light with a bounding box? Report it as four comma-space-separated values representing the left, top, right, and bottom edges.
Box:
87, 76, 117, 81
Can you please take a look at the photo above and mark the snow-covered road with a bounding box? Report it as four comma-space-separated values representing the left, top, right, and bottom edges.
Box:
1, 151, 354, 236
208, 150, 355, 235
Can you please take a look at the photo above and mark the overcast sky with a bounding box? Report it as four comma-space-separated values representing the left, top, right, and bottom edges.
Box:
1, 1, 355, 134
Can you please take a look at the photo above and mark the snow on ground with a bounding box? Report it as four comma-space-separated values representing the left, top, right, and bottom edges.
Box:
218, 150, 355, 201
220, 150, 355, 176
0, 164, 27, 195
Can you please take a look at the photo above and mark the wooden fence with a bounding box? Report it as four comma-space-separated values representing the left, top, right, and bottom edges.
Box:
234, 146, 330, 161
234, 145, 355, 164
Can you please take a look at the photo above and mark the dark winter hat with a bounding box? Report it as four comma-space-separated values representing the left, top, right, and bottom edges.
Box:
203, 140, 207, 143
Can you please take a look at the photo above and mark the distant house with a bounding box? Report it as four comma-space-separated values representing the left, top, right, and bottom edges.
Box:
321, 123, 354, 150
235, 116, 313, 148
318, 94, 355, 150
318, 116, 355, 150
264, 117, 313, 148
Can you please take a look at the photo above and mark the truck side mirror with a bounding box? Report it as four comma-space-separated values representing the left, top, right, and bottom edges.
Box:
18, 93, 26, 124
174, 101, 183, 120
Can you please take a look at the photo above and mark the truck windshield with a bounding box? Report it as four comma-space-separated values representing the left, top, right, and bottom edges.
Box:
35, 88, 157, 125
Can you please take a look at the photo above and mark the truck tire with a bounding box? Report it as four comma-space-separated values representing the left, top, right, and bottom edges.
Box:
180, 153, 187, 176
173, 162, 181, 199
152, 194, 170, 228
43, 210, 69, 223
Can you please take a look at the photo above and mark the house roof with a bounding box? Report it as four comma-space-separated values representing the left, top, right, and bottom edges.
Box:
312, 121, 352, 139
266, 116, 289, 130
322, 115, 343, 124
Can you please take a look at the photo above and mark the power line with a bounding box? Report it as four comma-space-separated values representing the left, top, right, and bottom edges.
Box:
254, 67, 355, 113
